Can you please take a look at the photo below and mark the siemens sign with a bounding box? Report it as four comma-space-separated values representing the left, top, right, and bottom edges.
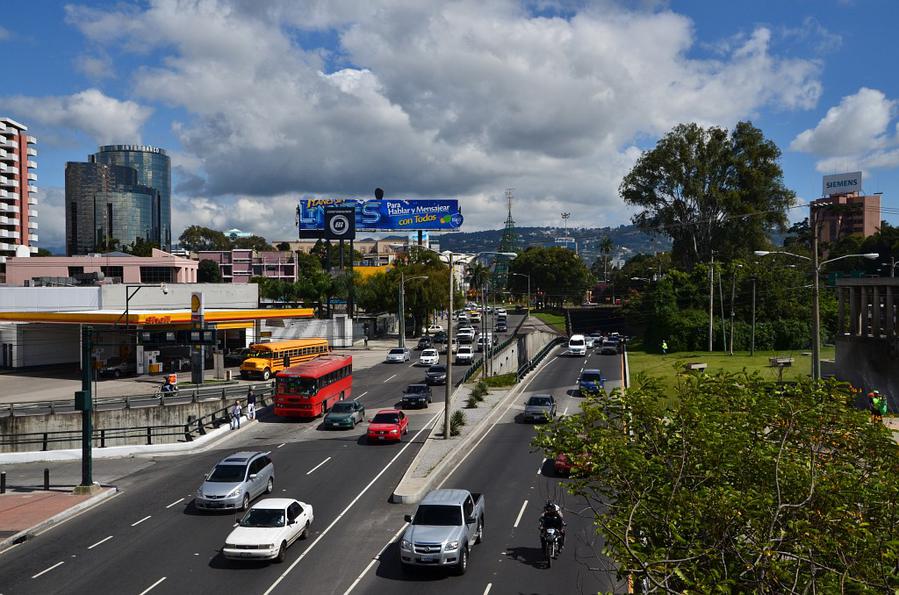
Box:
823, 172, 862, 196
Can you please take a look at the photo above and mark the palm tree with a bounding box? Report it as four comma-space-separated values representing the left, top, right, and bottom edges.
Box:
599, 236, 614, 281
467, 261, 490, 292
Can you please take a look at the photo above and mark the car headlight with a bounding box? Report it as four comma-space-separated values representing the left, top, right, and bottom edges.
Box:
227, 488, 241, 498
196, 488, 204, 498
225, 542, 237, 548
262, 544, 274, 549
389, 429, 398, 433
401, 539, 411, 549
447, 541, 460, 550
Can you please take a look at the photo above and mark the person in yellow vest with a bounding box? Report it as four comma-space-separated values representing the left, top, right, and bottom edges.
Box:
661, 340, 668, 355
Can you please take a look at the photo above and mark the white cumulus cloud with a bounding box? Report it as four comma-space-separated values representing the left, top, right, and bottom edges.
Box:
0, 88, 151, 145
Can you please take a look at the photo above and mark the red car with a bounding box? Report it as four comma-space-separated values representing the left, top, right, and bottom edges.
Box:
554, 453, 572, 476
367, 409, 409, 443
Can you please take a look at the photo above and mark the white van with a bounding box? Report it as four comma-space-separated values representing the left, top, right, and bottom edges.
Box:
568, 334, 587, 357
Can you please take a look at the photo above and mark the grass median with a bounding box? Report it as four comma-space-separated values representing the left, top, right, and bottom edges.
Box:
532, 310, 566, 334
627, 347, 836, 394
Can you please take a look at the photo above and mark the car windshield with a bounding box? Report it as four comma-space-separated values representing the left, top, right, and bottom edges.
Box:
405, 385, 428, 394
413, 504, 463, 526
389, 349, 405, 355
207, 464, 245, 482
330, 402, 355, 413
240, 508, 285, 528
570, 340, 585, 346
528, 396, 553, 407
428, 366, 446, 373
247, 350, 273, 359
581, 372, 603, 382
422, 350, 437, 356
372, 413, 400, 424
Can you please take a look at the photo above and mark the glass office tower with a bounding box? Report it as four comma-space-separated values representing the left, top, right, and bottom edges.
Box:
92, 145, 171, 250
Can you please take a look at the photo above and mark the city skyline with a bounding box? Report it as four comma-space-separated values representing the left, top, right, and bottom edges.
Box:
1, 1, 899, 253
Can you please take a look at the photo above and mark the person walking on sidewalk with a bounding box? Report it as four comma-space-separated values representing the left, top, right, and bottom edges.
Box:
661, 340, 668, 355
246, 388, 257, 420
869, 391, 886, 423
230, 400, 242, 430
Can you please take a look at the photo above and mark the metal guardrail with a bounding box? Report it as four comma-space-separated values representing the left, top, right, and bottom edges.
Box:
0, 385, 275, 451
517, 337, 567, 381
456, 327, 522, 385
1, 382, 273, 418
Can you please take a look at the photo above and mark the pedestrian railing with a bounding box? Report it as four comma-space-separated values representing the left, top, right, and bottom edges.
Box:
0, 384, 276, 452
0, 382, 273, 418
516, 337, 567, 381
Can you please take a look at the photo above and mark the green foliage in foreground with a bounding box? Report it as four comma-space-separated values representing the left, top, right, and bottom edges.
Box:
534, 374, 899, 593
481, 373, 517, 387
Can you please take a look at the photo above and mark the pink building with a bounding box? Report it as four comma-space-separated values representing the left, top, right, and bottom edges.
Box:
4, 248, 198, 286
0, 118, 38, 283
196, 250, 296, 283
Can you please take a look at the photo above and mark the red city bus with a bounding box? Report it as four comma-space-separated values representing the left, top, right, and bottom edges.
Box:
274, 354, 352, 418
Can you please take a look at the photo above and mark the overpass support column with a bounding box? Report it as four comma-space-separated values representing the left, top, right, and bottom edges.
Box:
837, 287, 846, 336
849, 286, 859, 336
886, 287, 895, 340
872, 286, 881, 338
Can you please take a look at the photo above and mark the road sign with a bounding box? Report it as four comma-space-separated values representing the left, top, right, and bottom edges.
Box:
324, 207, 356, 240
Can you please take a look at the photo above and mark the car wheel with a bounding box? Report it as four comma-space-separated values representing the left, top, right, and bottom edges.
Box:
275, 541, 287, 563
262, 368, 271, 381
113, 370, 122, 379
456, 546, 469, 575
241, 493, 250, 511
351, 418, 356, 428
301, 522, 309, 540
475, 520, 484, 544
266, 477, 274, 494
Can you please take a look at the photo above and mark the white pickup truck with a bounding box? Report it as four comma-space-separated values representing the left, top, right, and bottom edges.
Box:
400, 489, 485, 574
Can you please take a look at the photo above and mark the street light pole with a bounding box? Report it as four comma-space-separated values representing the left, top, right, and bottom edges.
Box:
750, 275, 757, 356
397, 272, 427, 348
729, 264, 742, 356
755, 248, 878, 381
444, 252, 453, 440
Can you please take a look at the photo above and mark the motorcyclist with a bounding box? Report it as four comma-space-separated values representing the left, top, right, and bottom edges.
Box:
161, 374, 177, 393
539, 500, 566, 550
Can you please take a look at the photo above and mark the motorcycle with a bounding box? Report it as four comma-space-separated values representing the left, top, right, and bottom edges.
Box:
542, 527, 561, 566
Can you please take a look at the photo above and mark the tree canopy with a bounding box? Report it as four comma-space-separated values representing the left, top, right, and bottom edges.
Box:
197, 259, 222, 283
535, 375, 899, 593
508, 246, 594, 307
179, 226, 232, 252
621, 121, 795, 269
232, 235, 274, 251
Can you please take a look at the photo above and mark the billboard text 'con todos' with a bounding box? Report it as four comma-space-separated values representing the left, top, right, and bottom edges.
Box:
298, 198, 463, 237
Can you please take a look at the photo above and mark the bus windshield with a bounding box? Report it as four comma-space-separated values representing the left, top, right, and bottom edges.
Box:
247, 349, 273, 359
280, 376, 318, 396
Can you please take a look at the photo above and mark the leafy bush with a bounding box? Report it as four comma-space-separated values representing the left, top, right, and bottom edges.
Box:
466, 395, 479, 408
481, 373, 517, 387
444, 410, 466, 436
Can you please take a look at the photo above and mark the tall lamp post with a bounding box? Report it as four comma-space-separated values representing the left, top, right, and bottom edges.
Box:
398, 273, 427, 348
510, 272, 530, 319
755, 250, 878, 380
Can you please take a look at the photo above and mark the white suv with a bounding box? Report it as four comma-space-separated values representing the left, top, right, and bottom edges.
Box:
455, 346, 474, 364
568, 334, 587, 357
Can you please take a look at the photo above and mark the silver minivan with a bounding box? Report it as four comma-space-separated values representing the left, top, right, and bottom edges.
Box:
194, 451, 275, 512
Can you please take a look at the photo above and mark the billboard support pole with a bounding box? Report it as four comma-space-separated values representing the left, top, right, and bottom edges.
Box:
418, 230, 423, 247
349, 239, 355, 318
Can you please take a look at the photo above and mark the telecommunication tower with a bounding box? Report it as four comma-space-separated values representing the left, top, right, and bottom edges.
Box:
494, 189, 517, 289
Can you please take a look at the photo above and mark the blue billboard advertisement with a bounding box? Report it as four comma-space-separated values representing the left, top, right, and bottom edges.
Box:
298, 198, 463, 236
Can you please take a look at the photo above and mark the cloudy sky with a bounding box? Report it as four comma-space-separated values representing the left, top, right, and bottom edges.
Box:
3, 0, 899, 252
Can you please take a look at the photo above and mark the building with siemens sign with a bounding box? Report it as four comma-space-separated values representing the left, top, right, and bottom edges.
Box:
811, 171, 881, 246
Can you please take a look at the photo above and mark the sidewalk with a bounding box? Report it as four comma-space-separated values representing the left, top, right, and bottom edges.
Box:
0, 487, 117, 550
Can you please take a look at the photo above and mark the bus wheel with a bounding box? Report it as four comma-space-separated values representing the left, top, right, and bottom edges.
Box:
262, 368, 271, 381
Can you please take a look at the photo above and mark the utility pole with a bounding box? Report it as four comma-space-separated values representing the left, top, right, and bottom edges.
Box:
718, 265, 726, 351
74, 326, 94, 494
444, 252, 453, 440
750, 276, 757, 356
708, 254, 714, 352
811, 207, 821, 381
398, 271, 405, 349
729, 264, 742, 355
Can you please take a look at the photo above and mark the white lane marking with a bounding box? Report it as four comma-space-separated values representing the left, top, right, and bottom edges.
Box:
513, 500, 529, 528
138, 576, 167, 595
483, 584, 493, 595
131, 515, 151, 527
342, 523, 409, 595
306, 456, 332, 475
537, 460, 545, 475
263, 410, 441, 595
345, 356, 556, 593
384, 374, 397, 383
277, 443, 286, 449
165, 497, 184, 509
87, 535, 113, 550
563, 406, 569, 416
31, 561, 64, 579
357, 391, 368, 399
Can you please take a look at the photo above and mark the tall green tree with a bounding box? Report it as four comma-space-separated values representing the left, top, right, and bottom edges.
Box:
198, 259, 223, 283
621, 121, 795, 269
508, 246, 594, 307
179, 226, 231, 252
535, 375, 899, 592
232, 235, 274, 251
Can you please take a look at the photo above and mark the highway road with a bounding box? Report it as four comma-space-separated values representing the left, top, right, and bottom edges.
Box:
0, 318, 626, 594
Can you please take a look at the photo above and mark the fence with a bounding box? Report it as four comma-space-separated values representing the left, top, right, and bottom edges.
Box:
517, 337, 567, 381
0, 384, 275, 452
1, 382, 272, 418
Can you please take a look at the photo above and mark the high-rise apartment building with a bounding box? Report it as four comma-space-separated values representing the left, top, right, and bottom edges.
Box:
0, 118, 38, 281
66, 145, 171, 255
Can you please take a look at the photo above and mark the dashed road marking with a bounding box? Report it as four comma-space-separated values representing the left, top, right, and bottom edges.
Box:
306, 457, 332, 475
537, 460, 545, 475
131, 515, 151, 527
138, 576, 167, 595
87, 536, 113, 550
513, 500, 529, 528
277, 443, 286, 448
32, 561, 64, 579
484, 584, 493, 595
165, 498, 184, 509
384, 374, 397, 383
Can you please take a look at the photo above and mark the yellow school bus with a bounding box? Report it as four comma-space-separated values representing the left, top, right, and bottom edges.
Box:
239, 338, 330, 380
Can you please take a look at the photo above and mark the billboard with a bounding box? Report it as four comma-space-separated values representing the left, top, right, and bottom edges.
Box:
298, 198, 463, 237
823, 171, 862, 196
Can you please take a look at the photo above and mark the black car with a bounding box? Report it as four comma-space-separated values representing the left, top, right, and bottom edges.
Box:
224, 348, 251, 367
495, 322, 508, 333
402, 384, 433, 408
599, 338, 623, 355
432, 331, 448, 344
415, 337, 432, 351
425, 364, 448, 386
